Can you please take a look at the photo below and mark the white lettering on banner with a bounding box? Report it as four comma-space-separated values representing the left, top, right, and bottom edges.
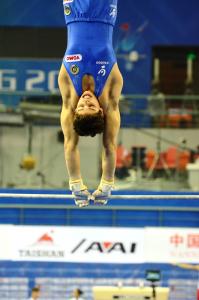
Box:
0, 68, 59, 92
0, 69, 16, 90
48, 70, 59, 92
26, 70, 45, 91
25, 69, 59, 92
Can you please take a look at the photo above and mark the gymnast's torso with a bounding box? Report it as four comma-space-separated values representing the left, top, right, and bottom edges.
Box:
62, 0, 118, 98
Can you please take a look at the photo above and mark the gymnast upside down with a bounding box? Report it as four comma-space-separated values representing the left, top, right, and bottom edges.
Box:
58, 0, 123, 207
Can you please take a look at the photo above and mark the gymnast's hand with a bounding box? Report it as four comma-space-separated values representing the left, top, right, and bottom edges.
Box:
73, 189, 90, 207
90, 179, 114, 205
90, 189, 109, 205
69, 179, 90, 207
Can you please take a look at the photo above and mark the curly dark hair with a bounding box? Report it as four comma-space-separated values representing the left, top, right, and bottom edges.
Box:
32, 286, 40, 293
73, 111, 104, 137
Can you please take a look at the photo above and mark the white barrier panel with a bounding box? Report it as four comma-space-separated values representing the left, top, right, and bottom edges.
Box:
0, 226, 145, 263
0, 225, 14, 260
146, 227, 199, 263
0, 226, 198, 263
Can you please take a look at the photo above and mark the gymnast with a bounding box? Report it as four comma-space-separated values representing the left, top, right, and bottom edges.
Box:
59, 0, 123, 207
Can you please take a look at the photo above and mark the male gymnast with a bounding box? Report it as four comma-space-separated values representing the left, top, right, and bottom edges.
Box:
59, 0, 123, 207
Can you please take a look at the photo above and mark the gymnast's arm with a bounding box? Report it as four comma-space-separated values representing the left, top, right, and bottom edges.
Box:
59, 65, 81, 182
102, 103, 120, 182
101, 68, 123, 183
60, 106, 81, 181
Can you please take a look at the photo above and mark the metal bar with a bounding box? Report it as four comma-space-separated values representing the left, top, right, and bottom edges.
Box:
0, 193, 74, 199
0, 204, 199, 212
0, 193, 199, 199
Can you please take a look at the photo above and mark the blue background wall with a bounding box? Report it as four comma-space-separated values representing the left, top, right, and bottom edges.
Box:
1, 0, 199, 94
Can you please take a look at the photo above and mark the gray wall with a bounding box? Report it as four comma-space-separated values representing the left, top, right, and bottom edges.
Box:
0, 126, 198, 189
0, 126, 100, 189
119, 128, 199, 152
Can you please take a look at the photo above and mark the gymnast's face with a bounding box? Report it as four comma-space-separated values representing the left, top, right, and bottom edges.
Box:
75, 91, 103, 115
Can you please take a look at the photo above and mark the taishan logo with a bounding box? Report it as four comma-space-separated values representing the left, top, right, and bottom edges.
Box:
18, 231, 65, 258
71, 239, 137, 254
33, 232, 54, 245
65, 54, 82, 62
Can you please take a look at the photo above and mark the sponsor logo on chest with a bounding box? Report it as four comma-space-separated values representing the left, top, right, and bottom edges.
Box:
110, 4, 117, 18
65, 54, 82, 62
96, 61, 109, 65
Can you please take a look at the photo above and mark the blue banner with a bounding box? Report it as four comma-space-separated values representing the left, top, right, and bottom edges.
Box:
0, 59, 61, 106
1, 0, 199, 95
0, 59, 61, 92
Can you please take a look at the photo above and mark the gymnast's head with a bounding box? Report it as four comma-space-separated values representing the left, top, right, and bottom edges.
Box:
73, 90, 105, 137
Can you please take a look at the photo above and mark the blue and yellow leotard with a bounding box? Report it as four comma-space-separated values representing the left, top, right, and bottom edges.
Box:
63, 0, 118, 97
